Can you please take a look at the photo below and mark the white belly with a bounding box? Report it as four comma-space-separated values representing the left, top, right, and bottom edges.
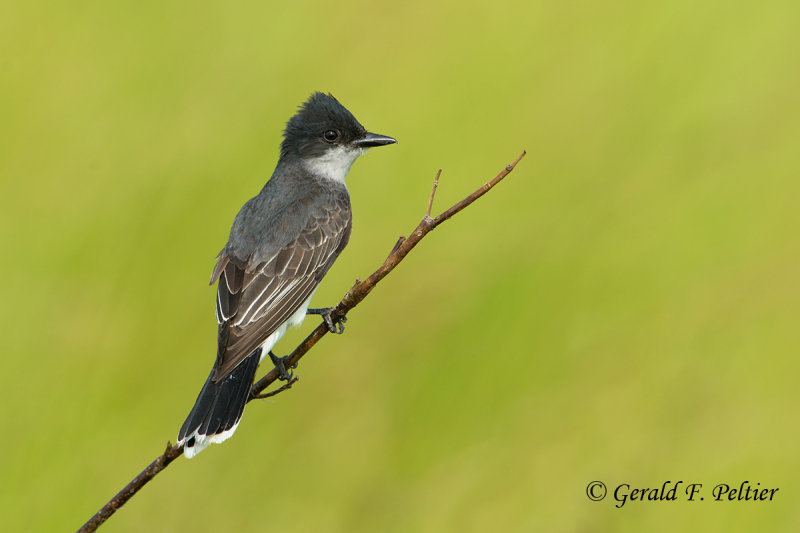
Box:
257, 292, 314, 362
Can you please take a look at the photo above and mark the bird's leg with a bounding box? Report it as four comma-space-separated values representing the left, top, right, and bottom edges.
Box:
307, 307, 347, 334
268, 350, 296, 381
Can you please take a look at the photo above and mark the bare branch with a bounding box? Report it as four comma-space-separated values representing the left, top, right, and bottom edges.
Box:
77, 444, 183, 532
77, 151, 526, 533
434, 151, 525, 225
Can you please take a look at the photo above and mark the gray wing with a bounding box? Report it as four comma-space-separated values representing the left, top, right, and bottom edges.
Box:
210, 199, 351, 381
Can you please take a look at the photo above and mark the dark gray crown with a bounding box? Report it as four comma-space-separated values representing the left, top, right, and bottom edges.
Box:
280, 92, 367, 160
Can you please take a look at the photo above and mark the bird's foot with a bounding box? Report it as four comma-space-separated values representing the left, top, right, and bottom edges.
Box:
268, 351, 296, 381
307, 307, 347, 334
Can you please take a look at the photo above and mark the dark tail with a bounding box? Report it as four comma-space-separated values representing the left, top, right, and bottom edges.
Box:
177, 350, 261, 458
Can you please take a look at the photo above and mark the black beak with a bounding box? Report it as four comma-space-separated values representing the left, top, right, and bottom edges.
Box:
354, 132, 397, 148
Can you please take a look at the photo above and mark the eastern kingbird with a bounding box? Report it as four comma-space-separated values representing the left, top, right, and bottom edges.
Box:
178, 92, 396, 458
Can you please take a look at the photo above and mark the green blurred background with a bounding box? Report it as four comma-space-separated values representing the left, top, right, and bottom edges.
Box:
2, 1, 799, 531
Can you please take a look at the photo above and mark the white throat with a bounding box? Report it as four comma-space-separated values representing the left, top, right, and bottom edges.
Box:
304, 146, 365, 184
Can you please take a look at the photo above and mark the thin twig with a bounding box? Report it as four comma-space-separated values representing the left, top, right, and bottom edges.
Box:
387, 235, 406, 259
77, 151, 526, 533
251, 376, 299, 399
426, 169, 441, 217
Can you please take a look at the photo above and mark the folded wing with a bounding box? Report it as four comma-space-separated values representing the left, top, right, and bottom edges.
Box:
210, 198, 351, 381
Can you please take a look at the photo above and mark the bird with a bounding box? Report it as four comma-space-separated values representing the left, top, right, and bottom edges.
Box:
177, 92, 396, 458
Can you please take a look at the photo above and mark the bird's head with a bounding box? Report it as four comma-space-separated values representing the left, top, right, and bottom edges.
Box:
280, 92, 396, 182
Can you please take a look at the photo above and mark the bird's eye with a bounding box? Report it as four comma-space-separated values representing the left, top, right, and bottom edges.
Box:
323, 129, 340, 142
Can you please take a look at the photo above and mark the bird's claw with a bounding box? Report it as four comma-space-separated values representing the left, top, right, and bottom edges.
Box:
308, 307, 347, 334
268, 351, 296, 381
